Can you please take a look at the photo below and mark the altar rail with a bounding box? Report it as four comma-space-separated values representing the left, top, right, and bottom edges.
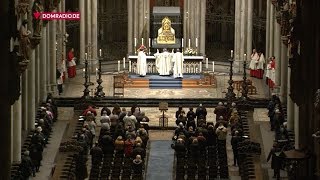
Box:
128, 55, 204, 74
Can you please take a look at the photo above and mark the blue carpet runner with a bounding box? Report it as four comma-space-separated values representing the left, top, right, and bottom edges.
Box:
146, 141, 174, 180
149, 78, 182, 89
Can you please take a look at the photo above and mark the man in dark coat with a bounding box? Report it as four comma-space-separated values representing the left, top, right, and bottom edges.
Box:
132, 143, 146, 159
231, 131, 241, 166
187, 107, 196, 130
196, 104, 207, 123
267, 143, 281, 179
214, 102, 227, 121
20, 151, 35, 178
29, 142, 43, 172
90, 142, 103, 165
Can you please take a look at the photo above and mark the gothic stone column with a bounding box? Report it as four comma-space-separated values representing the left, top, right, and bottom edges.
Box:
280, 43, 288, 102
49, 13, 57, 93
199, 0, 206, 55
40, 26, 47, 101
266, 0, 270, 59
79, 0, 85, 61
246, 0, 253, 61
12, 94, 22, 162
234, 0, 241, 61
287, 66, 294, 130
27, 49, 36, 130
274, 18, 281, 87
269, 3, 274, 55
128, 0, 133, 54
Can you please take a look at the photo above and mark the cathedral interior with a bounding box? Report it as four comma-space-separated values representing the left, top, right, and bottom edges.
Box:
0, 0, 320, 179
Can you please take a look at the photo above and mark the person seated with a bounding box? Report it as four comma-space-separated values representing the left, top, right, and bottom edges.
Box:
176, 111, 187, 126
132, 143, 146, 159
187, 107, 196, 130
90, 142, 103, 165
132, 155, 143, 175
82, 105, 97, 116
114, 136, 125, 154
100, 107, 111, 116
174, 122, 187, 137
214, 102, 227, 121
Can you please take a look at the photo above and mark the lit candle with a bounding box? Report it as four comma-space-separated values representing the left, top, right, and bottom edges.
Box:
199, 62, 202, 72
95, 68, 98, 79
134, 38, 137, 47
85, 53, 88, 60
212, 61, 215, 72
244, 53, 247, 61
148, 38, 151, 48
99, 49, 102, 57
196, 38, 198, 48
188, 39, 191, 48
142, 38, 144, 45
182, 38, 184, 48
206, 58, 208, 69
231, 50, 233, 59
82, 68, 85, 78
129, 60, 131, 72
118, 60, 120, 72
123, 57, 126, 68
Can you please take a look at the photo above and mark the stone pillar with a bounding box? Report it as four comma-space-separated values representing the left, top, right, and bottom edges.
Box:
200, 0, 206, 55
266, 0, 270, 58
287, 66, 294, 130
258, 0, 263, 17
86, 0, 92, 52
239, 1, 251, 63
62, 0, 66, 63
138, 0, 143, 43
183, 0, 188, 48
294, 103, 299, 149
40, 27, 47, 101
12, 95, 22, 162
234, 0, 241, 61
269, 4, 274, 55
195, 0, 200, 53
280, 43, 288, 102
21, 72, 28, 130
49, 16, 57, 93
11, 106, 13, 162
27, 49, 36, 130
274, 21, 281, 86
146, 0, 150, 49
91, 0, 98, 71
134, 0, 139, 49
189, 0, 195, 48
46, 24, 51, 87
246, 0, 253, 61
35, 46, 40, 103
128, 0, 133, 54
79, 0, 85, 61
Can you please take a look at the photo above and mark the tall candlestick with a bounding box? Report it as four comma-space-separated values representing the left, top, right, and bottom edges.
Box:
129, 60, 131, 72
196, 38, 198, 48
85, 53, 88, 60
123, 57, 126, 68
244, 53, 247, 61
142, 38, 144, 45
83, 68, 85, 78
182, 38, 184, 48
199, 62, 202, 72
118, 61, 120, 72
95, 68, 98, 79
212, 61, 215, 72
99, 49, 102, 57
206, 58, 208, 69
134, 38, 137, 47
188, 39, 191, 48
231, 50, 233, 59
148, 38, 151, 48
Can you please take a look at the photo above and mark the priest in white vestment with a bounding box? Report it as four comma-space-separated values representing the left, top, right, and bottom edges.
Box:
137, 45, 147, 76
172, 49, 184, 78
249, 49, 259, 77
256, 52, 265, 79
155, 48, 172, 75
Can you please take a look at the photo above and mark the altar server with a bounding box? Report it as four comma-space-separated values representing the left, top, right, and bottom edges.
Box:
137, 45, 147, 76
172, 49, 184, 78
256, 52, 265, 79
249, 49, 259, 77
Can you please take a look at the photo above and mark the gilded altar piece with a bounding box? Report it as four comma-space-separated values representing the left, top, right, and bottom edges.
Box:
157, 17, 176, 44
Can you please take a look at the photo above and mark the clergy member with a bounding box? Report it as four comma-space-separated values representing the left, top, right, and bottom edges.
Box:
249, 49, 259, 77
172, 49, 184, 78
137, 45, 147, 77
155, 48, 172, 76
266, 57, 272, 85
269, 56, 276, 89
256, 52, 265, 79
67, 48, 76, 78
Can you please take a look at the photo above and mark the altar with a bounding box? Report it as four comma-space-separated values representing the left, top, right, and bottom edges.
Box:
128, 55, 204, 74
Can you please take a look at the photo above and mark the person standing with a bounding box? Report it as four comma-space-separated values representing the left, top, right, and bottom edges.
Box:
56, 68, 63, 95
249, 49, 259, 77
231, 131, 241, 166
267, 143, 281, 179
67, 48, 76, 78
269, 56, 276, 89
172, 49, 184, 78
137, 45, 147, 77
256, 52, 265, 79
